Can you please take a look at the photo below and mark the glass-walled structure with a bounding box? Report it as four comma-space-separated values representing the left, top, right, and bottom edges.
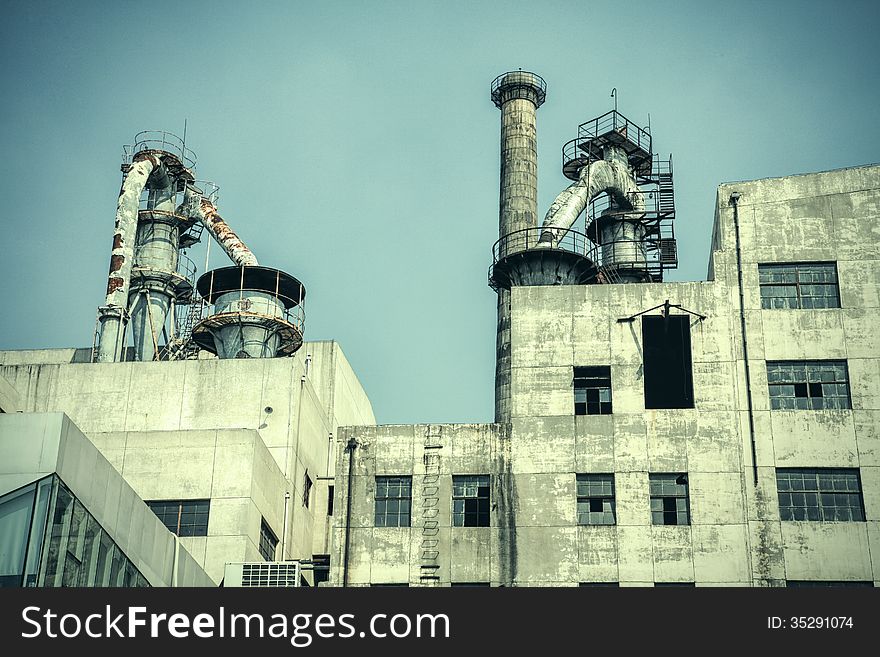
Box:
0, 475, 149, 587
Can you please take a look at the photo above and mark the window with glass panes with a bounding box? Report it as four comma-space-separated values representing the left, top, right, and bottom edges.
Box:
758, 262, 840, 309
146, 500, 209, 537
259, 518, 278, 561
649, 474, 690, 526
776, 468, 865, 521
452, 475, 490, 527
576, 474, 616, 525
766, 360, 850, 410
574, 366, 612, 415
374, 476, 411, 527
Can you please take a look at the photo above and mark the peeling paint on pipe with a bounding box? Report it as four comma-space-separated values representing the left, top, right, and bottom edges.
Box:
179, 186, 259, 267
539, 157, 644, 244
95, 154, 160, 362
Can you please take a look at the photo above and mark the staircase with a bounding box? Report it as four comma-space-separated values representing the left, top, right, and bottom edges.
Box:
597, 265, 623, 284
656, 156, 675, 216
419, 425, 443, 585
162, 297, 205, 360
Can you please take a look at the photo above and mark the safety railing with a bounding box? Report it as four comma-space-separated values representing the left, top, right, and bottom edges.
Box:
490, 70, 547, 107
199, 271, 306, 337
577, 110, 651, 155
492, 226, 599, 264
123, 130, 197, 170
132, 246, 198, 290
191, 180, 220, 205
594, 237, 677, 278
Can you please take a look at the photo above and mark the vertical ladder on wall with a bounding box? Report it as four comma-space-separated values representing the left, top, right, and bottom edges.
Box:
419, 425, 443, 585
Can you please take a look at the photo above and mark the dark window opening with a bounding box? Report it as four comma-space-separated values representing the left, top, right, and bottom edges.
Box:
303, 471, 313, 508
453, 475, 490, 527
259, 518, 278, 561
576, 474, 616, 525
650, 473, 690, 526
312, 554, 330, 586
375, 476, 412, 527
574, 366, 612, 415
642, 316, 694, 409
146, 500, 210, 537
327, 485, 334, 516
767, 360, 850, 410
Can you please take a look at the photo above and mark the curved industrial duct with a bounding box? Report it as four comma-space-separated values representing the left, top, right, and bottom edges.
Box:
96, 153, 162, 362
178, 186, 259, 267
538, 155, 644, 245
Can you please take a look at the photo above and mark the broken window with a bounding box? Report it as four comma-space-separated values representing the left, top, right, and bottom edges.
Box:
576, 474, 616, 525
259, 518, 278, 561
452, 475, 490, 527
776, 468, 865, 521
766, 360, 850, 410
758, 262, 840, 309
649, 473, 690, 526
146, 499, 210, 537
374, 476, 412, 527
574, 366, 612, 415
642, 315, 694, 409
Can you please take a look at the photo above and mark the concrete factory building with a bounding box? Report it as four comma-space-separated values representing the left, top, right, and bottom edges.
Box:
1, 71, 879, 587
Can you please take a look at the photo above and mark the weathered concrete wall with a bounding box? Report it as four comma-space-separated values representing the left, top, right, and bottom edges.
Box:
0, 372, 21, 412
0, 340, 375, 581
89, 427, 286, 584
331, 423, 509, 586
713, 165, 880, 586
0, 412, 213, 587
332, 164, 880, 586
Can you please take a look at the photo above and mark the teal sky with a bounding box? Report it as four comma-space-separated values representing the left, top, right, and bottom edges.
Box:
1, 0, 878, 424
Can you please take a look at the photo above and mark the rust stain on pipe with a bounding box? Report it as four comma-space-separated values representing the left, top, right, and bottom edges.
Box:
106, 277, 125, 295
198, 198, 259, 267
177, 184, 259, 267
96, 152, 161, 362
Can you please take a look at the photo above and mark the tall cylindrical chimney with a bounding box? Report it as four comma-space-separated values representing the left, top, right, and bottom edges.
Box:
492, 71, 546, 239
491, 70, 546, 422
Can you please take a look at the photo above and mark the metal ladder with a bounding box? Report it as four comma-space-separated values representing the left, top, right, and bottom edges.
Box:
419, 425, 443, 585
162, 297, 205, 360
598, 265, 623, 284
657, 155, 675, 216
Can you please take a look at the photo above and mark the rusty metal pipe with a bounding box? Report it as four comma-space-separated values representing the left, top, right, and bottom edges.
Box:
95, 154, 160, 362
179, 185, 259, 267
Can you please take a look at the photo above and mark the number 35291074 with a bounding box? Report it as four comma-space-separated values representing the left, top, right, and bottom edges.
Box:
768, 617, 853, 629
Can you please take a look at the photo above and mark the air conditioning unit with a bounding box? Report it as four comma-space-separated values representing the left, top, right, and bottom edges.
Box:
224, 562, 302, 587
